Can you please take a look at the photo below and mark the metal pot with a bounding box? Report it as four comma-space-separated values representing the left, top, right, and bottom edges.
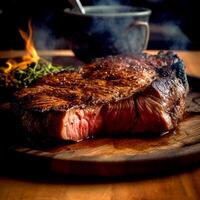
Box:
63, 5, 151, 62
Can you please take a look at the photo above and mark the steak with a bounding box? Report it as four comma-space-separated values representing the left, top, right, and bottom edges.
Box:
14, 51, 188, 141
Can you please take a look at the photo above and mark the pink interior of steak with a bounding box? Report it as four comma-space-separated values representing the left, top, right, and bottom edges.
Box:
15, 52, 188, 142
21, 99, 135, 141
20, 77, 186, 141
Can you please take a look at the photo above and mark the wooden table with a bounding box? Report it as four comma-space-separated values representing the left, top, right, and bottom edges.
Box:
0, 50, 200, 200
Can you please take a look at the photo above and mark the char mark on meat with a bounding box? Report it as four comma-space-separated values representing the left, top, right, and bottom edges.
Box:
14, 51, 188, 141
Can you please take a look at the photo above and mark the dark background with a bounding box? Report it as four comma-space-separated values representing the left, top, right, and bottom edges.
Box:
0, 0, 199, 50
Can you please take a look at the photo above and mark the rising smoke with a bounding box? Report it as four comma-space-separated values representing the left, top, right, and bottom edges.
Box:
150, 20, 190, 50
89, 0, 190, 50
32, 0, 190, 56
33, 24, 56, 50
32, 24, 66, 61
94, 0, 131, 5
164, 22, 190, 50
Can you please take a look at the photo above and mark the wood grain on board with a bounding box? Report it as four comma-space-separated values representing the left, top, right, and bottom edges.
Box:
0, 50, 199, 176
0, 50, 200, 200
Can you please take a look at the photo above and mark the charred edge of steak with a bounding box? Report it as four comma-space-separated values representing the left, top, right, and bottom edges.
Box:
14, 55, 158, 112
156, 51, 189, 91
12, 51, 188, 141
18, 75, 186, 142
14, 51, 188, 114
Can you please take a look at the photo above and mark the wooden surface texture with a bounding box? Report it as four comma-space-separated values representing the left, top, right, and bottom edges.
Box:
0, 50, 200, 199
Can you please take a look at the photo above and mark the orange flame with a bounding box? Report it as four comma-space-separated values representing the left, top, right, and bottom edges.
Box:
1, 21, 40, 74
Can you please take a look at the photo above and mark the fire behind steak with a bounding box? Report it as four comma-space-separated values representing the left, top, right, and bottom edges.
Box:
14, 51, 188, 141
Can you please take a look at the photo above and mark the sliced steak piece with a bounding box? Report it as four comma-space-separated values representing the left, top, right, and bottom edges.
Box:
14, 51, 188, 141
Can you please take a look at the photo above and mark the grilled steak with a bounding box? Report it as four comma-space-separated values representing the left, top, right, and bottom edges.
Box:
14, 51, 188, 141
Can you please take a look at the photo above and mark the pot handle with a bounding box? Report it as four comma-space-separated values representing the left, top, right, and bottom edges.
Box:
126, 21, 150, 50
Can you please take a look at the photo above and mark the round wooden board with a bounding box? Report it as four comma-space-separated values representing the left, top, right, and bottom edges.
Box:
1, 52, 200, 177
7, 92, 200, 177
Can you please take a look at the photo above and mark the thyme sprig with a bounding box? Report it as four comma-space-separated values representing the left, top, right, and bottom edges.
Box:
0, 58, 76, 89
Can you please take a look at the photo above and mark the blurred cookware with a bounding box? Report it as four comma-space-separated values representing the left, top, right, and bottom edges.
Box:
63, 5, 151, 62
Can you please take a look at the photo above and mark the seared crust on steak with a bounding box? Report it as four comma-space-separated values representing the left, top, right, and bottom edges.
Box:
14, 51, 189, 141
15, 51, 188, 112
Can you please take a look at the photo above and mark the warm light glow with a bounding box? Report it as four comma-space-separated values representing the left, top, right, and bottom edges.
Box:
1, 21, 40, 74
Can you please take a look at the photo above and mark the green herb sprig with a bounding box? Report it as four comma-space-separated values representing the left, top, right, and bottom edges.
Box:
0, 59, 77, 89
